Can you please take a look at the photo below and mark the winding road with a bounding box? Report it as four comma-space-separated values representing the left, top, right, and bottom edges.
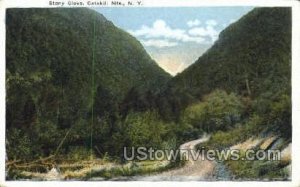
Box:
127, 134, 230, 181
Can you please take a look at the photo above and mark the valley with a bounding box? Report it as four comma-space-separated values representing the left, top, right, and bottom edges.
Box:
5, 7, 291, 181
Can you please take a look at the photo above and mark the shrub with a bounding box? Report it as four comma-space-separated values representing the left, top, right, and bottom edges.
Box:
183, 90, 244, 133
6, 129, 32, 160
124, 111, 167, 149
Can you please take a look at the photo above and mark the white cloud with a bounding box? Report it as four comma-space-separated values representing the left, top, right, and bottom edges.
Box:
141, 39, 178, 48
188, 25, 218, 42
206, 19, 218, 26
187, 19, 201, 27
128, 19, 207, 45
129, 19, 186, 41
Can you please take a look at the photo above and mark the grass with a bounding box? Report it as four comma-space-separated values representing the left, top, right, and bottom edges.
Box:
225, 156, 290, 180
82, 159, 187, 180
198, 115, 264, 150
196, 115, 291, 180
6, 157, 186, 180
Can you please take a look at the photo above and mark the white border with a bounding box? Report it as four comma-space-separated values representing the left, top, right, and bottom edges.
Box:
0, 0, 299, 187
0, 0, 298, 7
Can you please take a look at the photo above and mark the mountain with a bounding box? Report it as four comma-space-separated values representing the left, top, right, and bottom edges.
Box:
166, 8, 292, 179
6, 8, 170, 131
5, 8, 292, 179
170, 8, 291, 99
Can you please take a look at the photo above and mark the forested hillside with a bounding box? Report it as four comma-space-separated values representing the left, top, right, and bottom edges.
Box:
171, 8, 291, 98
170, 8, 291, 179
160, 8, 291, 137
6, 8, 170, 160
6, 7, 291, 180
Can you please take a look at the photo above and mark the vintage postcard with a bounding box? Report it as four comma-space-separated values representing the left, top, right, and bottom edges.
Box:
0, 0, 299, 186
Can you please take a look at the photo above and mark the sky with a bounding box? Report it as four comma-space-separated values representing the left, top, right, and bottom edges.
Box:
95, 7, 254, 75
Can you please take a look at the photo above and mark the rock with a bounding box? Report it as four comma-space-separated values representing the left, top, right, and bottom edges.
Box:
46, 167, 61, 180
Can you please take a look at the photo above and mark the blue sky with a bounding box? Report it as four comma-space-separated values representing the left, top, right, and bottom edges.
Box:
95, 7, 254, 75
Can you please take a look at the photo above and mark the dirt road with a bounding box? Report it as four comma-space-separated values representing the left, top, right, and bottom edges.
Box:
127, 134, 230, 181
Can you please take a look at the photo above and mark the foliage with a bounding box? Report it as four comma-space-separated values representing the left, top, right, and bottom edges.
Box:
6, 129, 32, 160
226, 155, 290, 180
182, 90, 244, 133
199, 114, 263, 150
6, 8, 170, 160
171, 8, 291, 99
124, 111, 168, 149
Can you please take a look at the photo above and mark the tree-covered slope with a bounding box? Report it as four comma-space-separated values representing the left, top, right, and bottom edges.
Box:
6, 8, 170, 128
170, 8, 291, 98
168, 8, 292, 179
6, 8, 171, 158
